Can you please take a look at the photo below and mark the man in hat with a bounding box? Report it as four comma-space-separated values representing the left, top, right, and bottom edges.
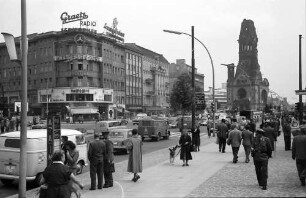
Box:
252, 129, 272, 190
102, 131, 114, 188
292, 126, 306, 186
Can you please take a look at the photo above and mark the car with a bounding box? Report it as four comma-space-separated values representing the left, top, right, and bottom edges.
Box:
31, 120, 47, 129
169, 120, 178, 128
120, 119, 129, 125
108, 128, 133, 154
199, 118, 208, 126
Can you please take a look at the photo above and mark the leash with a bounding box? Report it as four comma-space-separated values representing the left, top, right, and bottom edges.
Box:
174, 148, 181, 158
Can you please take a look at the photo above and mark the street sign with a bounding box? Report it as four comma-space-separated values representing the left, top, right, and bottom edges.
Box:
295, 90, 306, 95
195, 92, 205, 110
47, 116, 61, 166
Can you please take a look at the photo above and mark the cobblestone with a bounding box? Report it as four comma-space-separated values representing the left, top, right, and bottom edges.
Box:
186, 136, 306, 197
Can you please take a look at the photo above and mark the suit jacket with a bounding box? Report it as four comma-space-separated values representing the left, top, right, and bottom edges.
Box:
242, 129, 253, 146
292, 134, 306, 160
103, 139, 114, 162
227, 129, 242, 147
217, 123, 228, 139
88, 139, 106, 163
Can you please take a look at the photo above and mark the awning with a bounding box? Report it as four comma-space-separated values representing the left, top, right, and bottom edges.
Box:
114, 108, 123, 113
70, 108, 98, 115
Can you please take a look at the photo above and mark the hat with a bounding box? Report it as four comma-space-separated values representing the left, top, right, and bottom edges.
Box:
256, 129, 265, 134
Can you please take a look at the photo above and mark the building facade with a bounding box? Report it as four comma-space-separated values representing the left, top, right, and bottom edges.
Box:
169, 59, 204, 92
226, 19, 269, 112
0, 29, 127, 120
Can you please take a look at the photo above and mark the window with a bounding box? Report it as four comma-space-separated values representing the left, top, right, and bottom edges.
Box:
78, 63, 83, 70
77, 46, 82, 54
70, 63, 73, 70
5, 139, 20, 148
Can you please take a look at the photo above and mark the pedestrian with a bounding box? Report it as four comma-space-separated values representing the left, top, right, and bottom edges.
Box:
249, 119, 256, 133
192, 126, 201, 152
16, 116, 20, 131
283, 120, 292, 151
126, 128, 142, 182
65, 141, 79, 174
263, 122, 277, 153
251, 129, 272, 190
64, 140, 82, 197
179, 130, 192, 166
207, 118, 212, 138
227, 123, 242, 163
5, 118, 9, 132
88, 133, 106, 190
102, 132, 115, 188
42, 150, 83, 198
0, 118, 4, 133
242, 125, 253, 163
217, 119, 228, 153
292, 126, 306, 186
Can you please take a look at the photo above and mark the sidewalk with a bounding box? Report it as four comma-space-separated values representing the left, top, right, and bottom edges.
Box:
81, 134, 306, 198
82, 139, 234, 198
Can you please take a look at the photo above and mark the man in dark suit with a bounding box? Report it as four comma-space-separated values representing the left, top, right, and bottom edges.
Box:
292, 127, 306, 186
252, 129, 272, 190
283, 121, 292, 151
217, 119, 228, 153
88, 133, 106, 190
263, 122, 277, 153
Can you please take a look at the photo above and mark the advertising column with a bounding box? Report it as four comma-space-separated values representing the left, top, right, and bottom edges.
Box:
47, 116, 61, 166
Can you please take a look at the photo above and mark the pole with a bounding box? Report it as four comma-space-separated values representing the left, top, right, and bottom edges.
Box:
191, 26, 195, 131
299, 35, 303, 124
19, 0, 28, 197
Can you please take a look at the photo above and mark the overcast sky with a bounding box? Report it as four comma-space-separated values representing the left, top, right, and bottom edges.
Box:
0, 0, 305, 104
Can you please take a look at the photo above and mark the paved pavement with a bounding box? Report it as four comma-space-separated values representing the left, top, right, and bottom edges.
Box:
79, 131, 306, 197
7, 129, 306, 197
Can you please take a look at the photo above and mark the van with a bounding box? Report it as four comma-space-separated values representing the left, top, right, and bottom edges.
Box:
138, 118, 170, 141
94, 120, 125, 135
0, 129, 88, 186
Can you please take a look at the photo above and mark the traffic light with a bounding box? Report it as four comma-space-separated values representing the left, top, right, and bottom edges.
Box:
211, 102, 215, 112
98, 106, 103, 114
295, 102, 300, 111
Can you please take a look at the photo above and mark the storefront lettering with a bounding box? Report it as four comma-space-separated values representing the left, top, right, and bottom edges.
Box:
71, 89, 89, 93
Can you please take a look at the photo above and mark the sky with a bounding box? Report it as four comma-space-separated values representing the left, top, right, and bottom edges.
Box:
0, 0, 305, 104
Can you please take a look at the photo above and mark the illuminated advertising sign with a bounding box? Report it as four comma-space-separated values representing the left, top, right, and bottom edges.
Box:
60, 11, 96, 32
104, 18, 125, 42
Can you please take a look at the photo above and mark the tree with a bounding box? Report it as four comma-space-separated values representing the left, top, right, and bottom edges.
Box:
170, 73, 194, 114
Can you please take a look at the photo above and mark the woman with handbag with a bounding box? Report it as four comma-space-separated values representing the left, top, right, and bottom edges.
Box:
179, 130, 192, 166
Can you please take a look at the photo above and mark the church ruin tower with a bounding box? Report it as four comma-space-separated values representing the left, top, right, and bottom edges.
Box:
227, 19, 269, 111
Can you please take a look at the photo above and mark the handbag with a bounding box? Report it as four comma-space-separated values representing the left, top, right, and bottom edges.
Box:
190, 144, 195, 152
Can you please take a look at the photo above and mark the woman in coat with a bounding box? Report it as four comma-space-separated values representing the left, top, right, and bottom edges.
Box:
126, 129, 143, 182
179, 130, 192, 166
192, 126, 201, 152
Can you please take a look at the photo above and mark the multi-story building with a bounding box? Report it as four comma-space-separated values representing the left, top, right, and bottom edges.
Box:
204, 83, 227, 111
0, 28, 127, 120
124, 43, 170, 116
124, 43, 143, 115
169, 59, 204, 92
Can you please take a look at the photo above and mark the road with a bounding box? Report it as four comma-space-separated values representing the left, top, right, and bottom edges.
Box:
0, 120, 208, 198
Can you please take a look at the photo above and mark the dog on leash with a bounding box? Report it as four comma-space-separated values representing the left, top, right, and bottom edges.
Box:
169, 145, 180, 165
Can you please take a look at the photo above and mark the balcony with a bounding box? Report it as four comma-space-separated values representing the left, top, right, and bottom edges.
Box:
145, 91, 154, 96
145, 78, 153, 84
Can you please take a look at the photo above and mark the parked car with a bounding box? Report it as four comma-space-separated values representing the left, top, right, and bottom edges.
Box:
31, 120, 47, 129
132, 113, 148, 125
199, 118, 208, 126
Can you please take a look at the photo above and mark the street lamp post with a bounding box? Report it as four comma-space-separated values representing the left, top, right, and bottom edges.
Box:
163, 28, 216, 136
1, 1, 28, 197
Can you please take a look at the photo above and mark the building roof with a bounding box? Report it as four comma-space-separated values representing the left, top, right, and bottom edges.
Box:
129, 44, 169, 64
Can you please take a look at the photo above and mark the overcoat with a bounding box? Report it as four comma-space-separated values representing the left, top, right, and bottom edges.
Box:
179, 134, 192, 160
127, 135, 142, 173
